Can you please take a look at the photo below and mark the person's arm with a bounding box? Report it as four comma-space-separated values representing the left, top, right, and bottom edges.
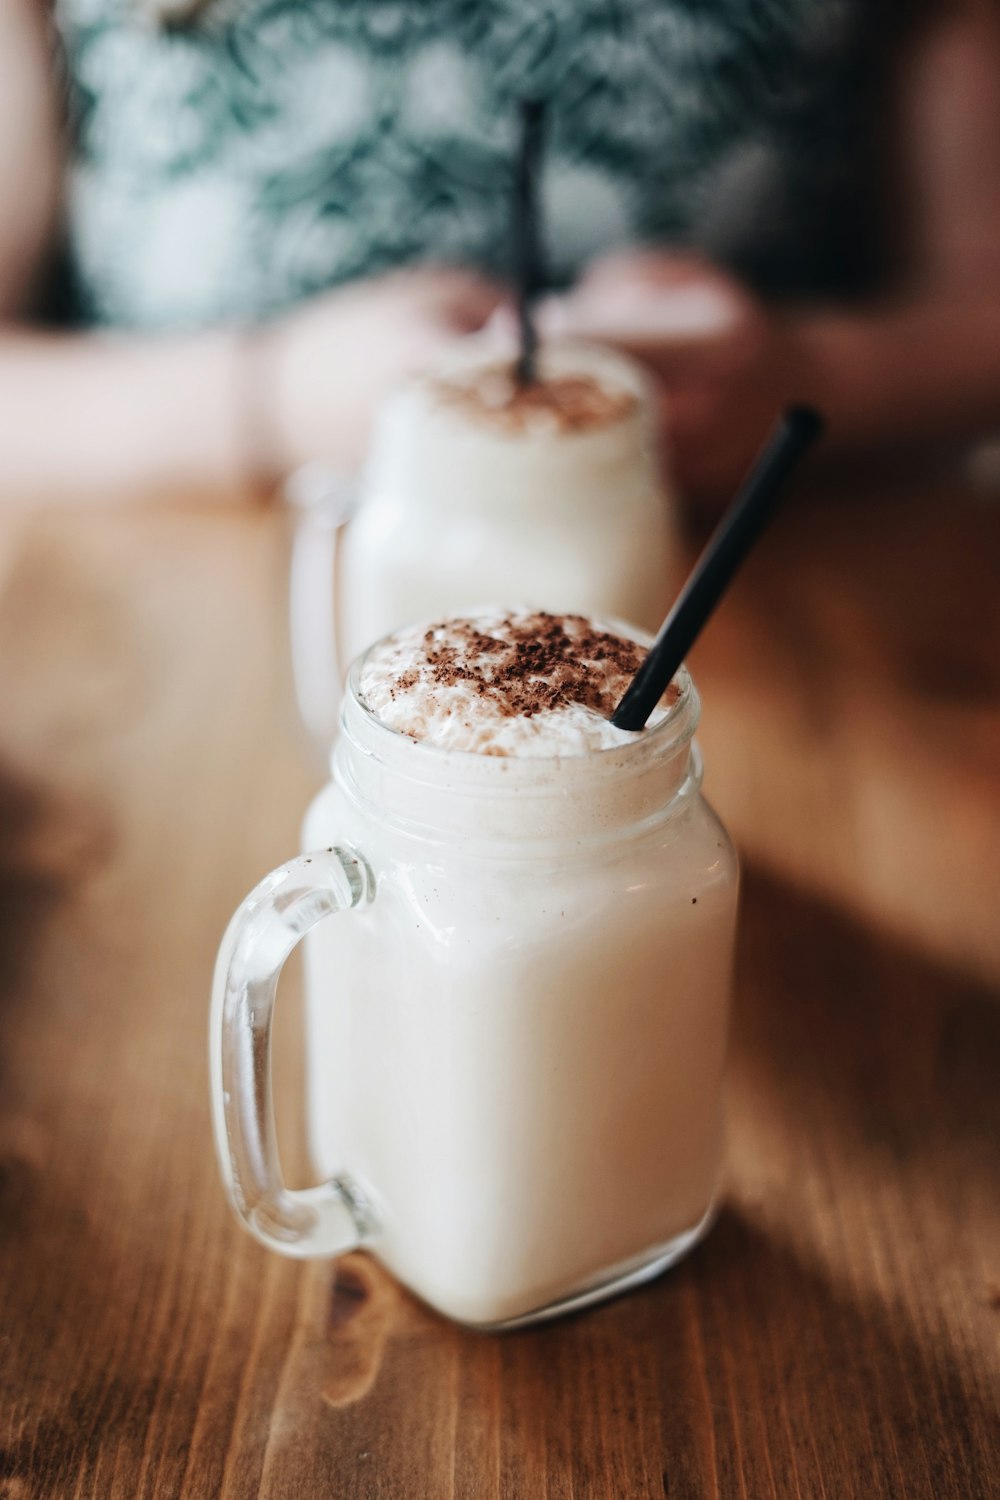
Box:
0, 0, 60, 317
802, 0, 1000, 445
794, 299, 1000, 449
0, 0, 499, 504
541, 2, 1000, 497
896, 0, 1000, 293
0, 272, 501, 504
0, 328, 259, 502
0, 4, 262, 504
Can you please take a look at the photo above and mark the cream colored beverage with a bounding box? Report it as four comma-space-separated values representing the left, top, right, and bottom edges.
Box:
212, 610, 737, 1328
286, 339, 675, 747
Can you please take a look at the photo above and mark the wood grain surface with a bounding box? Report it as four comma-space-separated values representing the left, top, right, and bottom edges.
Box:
0, 483, 997, 1499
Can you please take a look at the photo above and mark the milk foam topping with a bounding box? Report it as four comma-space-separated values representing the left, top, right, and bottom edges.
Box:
357, 610, 678, 757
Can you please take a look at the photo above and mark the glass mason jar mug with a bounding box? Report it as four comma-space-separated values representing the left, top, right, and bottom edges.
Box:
210, 654, 739, 1329
284, 338, 676, 750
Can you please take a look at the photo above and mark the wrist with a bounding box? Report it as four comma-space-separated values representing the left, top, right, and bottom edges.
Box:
779, 316, 846, 438
786, 311, 904, 449
268, 293, 397, 473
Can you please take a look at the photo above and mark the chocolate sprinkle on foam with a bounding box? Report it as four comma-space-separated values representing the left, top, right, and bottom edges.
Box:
358, 610, 681, 757
430, 369, 637, 436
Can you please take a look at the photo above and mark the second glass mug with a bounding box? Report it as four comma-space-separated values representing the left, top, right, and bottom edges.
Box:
284, 338, 676, 751
211, 642, 738, 1329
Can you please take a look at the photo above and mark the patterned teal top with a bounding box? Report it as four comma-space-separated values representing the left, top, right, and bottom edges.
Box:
55, 0, 876, 330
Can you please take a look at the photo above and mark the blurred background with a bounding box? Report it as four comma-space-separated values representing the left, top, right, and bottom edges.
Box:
0, 4, 998, 1491
3, 0, 1000, 503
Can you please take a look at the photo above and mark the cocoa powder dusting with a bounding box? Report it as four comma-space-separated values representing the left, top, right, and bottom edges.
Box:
413, 612, 678, 721
431, 369, 636, 434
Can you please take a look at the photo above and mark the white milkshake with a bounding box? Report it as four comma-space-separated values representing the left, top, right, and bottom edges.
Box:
298, 610, 738, 1326
287, 340, 675, 746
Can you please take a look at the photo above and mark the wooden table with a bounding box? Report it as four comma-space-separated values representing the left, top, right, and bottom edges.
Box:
0, 480, 997, 1498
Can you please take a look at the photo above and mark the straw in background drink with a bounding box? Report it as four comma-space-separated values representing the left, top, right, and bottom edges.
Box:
513, 99, 547, 386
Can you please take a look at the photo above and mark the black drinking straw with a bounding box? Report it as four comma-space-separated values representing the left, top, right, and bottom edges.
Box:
513, 99, 546, 386
611, 405, 825, 732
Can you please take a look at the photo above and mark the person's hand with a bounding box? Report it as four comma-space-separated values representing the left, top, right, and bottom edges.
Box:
539, 252, 812, 502
268, 266, 504, 471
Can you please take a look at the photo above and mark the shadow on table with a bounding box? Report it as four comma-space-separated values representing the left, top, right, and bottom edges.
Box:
0, 756, 111, 1022
732, 863, 1000, 1160
614, 1199, 997, 1500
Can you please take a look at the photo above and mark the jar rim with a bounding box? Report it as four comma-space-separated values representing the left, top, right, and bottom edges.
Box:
340, 637, 699, 790
395, 334, 658, 416
334, 624, 701, 848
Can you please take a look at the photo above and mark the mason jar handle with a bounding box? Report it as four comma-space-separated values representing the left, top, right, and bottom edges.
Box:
285, 465, 357, 749
210, 848, 375, 1257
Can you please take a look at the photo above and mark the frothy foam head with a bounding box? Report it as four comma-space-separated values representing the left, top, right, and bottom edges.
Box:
428, 364, 638, 436
357, 610, 679, 757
